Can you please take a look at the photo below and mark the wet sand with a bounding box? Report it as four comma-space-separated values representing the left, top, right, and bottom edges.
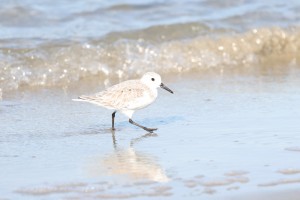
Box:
1, 71, 300, 199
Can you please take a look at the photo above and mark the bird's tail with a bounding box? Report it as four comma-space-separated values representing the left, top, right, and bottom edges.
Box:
72, 96, 112, 109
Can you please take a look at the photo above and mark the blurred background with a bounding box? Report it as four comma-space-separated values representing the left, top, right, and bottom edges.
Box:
0, 0, 299, 95
1, 1, 300, 200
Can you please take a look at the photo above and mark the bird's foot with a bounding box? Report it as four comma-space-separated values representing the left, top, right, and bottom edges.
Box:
143, 127, 158, 133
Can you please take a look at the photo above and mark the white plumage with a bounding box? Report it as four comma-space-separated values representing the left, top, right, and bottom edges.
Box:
73, 72, 173, 132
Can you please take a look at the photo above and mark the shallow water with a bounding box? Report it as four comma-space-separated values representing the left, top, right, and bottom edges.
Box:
1, 0, 300, 199
1, 71, 300, 199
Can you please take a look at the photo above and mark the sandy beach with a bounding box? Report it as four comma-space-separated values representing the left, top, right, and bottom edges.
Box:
1, 70, 300, 199
1, 0, 300, 199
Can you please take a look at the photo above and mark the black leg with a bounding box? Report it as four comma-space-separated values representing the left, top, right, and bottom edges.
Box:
129, 119, 157, 132
112, 111, 116, 130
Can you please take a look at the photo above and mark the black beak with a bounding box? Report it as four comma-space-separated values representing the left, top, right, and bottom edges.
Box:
160, 83, 174, 94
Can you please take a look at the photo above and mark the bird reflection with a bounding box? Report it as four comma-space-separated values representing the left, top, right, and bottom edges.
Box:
86, 131, 169, 183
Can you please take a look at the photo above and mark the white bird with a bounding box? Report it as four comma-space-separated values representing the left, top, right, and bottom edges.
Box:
73, 72, 173, 132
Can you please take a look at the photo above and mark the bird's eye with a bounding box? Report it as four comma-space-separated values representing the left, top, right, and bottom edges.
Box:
151, 78, 155, 81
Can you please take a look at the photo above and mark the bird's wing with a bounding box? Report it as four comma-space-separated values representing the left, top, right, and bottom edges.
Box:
78, 80, 150, 109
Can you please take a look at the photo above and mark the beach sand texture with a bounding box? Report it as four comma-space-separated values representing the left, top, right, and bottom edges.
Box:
1, 0, 300, 199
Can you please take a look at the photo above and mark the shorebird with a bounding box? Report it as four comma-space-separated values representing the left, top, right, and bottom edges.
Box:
73, 72, 173, 132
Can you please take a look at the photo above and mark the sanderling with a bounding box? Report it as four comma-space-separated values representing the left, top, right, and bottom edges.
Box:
73, 72, 173, 132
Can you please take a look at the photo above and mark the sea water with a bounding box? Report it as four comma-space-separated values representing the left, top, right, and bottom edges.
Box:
1, 0, 300, 199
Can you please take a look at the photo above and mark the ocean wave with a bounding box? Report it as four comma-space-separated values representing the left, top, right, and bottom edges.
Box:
0, 26, 299, 94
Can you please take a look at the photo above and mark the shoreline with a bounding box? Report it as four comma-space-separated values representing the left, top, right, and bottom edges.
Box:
1, 73, 300, 199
